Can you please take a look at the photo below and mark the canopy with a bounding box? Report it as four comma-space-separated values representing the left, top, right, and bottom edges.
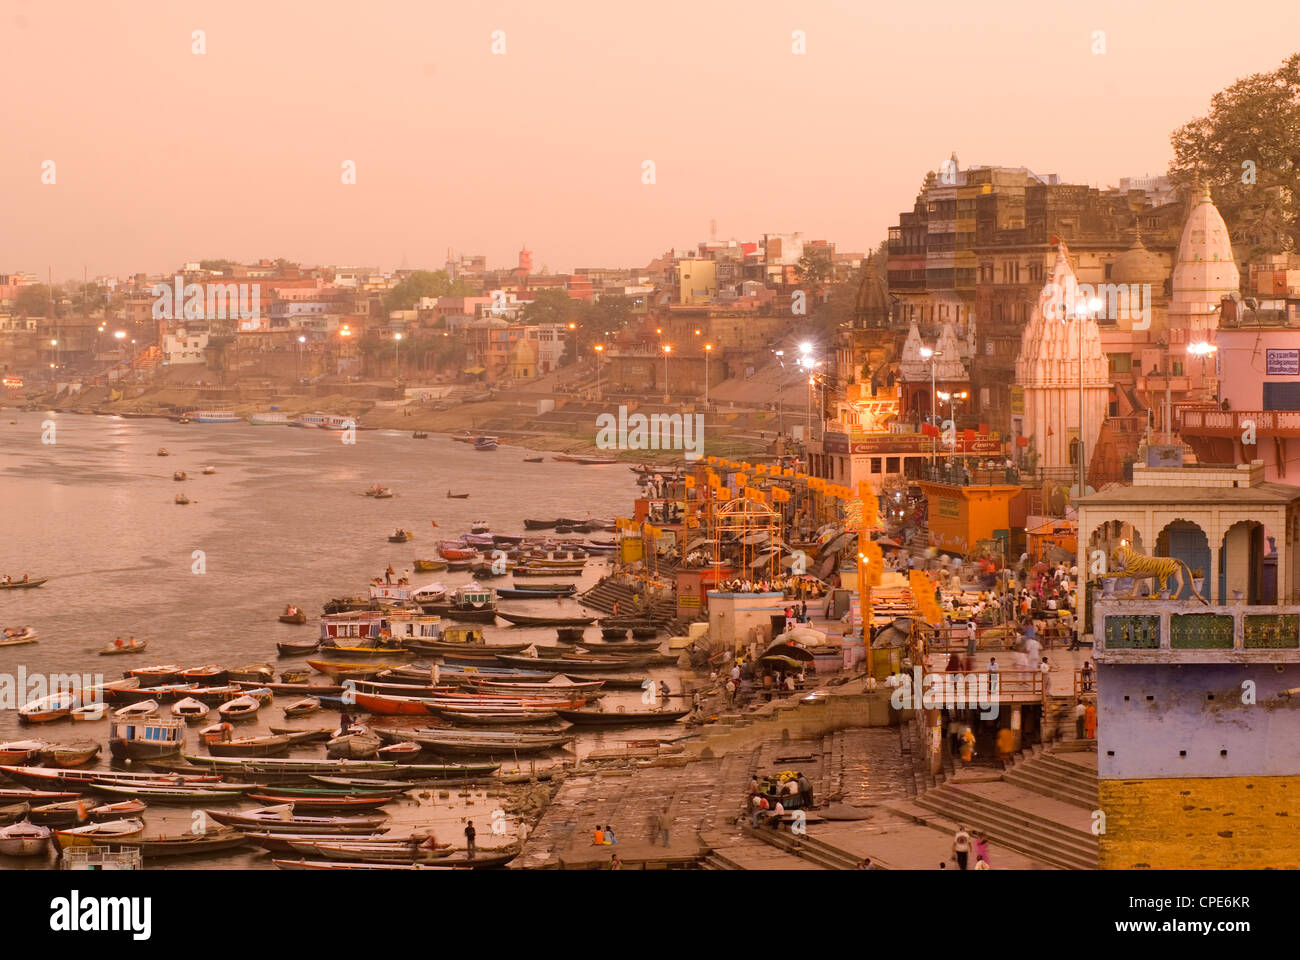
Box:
759, 642, 815, 662
462, 366, 486, 375
760, 654, 805, 668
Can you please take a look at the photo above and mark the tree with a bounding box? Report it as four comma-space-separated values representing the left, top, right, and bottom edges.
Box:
384, 270, 455, 312
796, 249, 833, 290
15, 284, 51, 317
199, 259, 239, 272
1170, 52, 1300, 255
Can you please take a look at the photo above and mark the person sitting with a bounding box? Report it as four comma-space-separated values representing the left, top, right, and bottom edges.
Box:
114, 636, 124, 648
604, 824, 617, 844
592, 825, 606, 845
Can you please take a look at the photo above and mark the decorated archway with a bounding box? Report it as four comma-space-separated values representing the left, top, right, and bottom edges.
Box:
1155, 519, 1211, 601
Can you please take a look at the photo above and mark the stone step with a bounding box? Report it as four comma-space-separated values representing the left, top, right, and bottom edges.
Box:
914, 786, 1097, 870
1029, 752, 1100, 786
1002, 767, 1098, 809
741, 825, 854, 870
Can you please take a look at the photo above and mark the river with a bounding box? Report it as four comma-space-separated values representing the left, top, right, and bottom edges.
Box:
0, 409, 684, 869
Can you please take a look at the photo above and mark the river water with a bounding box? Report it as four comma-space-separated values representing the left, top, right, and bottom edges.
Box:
0, 410, 684, 869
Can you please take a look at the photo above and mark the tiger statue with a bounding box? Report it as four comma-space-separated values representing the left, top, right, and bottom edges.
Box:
1102, 544, 1208, 604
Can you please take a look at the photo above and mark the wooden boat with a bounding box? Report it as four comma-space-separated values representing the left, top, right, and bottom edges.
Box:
278, 608, 308, 625
19, 690, 81, 724
0, 578, 47, 590
267, 726, 334, 747
326, 732, 382, 760
496, 611, 597, 628
473, 436, 498, 451
226, 663, 274, 683
207, 734, 291, 758
81, 826, 248, 858
298, 841, 518, 868
552, 454, 617, 465
435, 708, 560, 726
555, 707, 690, 725
276, 638, 321, 656
171, 697, 210, 722
173, 470, 187, 481
306, 659, 404, 680
512, 564, 585, 577
156, 448, 170, 456
182, 755, 397, 775
0, 802, 30, 825
412, 431, 428, 439
280, 669, 311, 683
109, 718, 186, 761
377, 728, 571, 756
461, 676, 604, 696
523, 518, 559, 530
495, 652, 654, 672
205, 806, 389, 834
217, 697, 260, 720
187, 684, 246, 706
578, 639, 663, 654
320, 642, 406, 657
248, 793, 395, 811
126, 664, 183, 685
272, 859, 454, 871
376, 742, 421, 762
175, 493, 191, 505
55, 818, 146, 849
523, 456, 544, 463
387, 530, 414, 543
0, 626, 38, 646
88, 783, 249, 803
495, 587, 577, 600
258, 681, 344, 696
112, 699, 160, 720
350, 691, 432, 716
0, 821, 51, 856
202, 466, 216, 474
283, 697, 321, 719
36, 742, 101, 768
446, 491, 470, 499
0, 740, 46, 764
87, 799, 148, 822
70, 703, 107, 722
106, 683, 198, 705
0, 788, 82, 804
413, 558, 447, 572
30, 799, 98, 827
98, 638, 147, 655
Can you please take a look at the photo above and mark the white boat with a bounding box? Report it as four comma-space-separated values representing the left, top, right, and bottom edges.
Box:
291, 412, 356, 430
218, 696, 261, 720
192, 410, 241, 424
249, 412, 288, 426
0, 740, 46, 763
55, 818, 145, 850
202, 466, 216, 474
70, 703, 107, 722
112, 700, 159, 721
0, 821, 51, 856
18, 690, 81, 724
171, 698, 209, 722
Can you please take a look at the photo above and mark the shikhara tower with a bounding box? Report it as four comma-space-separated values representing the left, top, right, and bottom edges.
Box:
1015, 241, 1110, 476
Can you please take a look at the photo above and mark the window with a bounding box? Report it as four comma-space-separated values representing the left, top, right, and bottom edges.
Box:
1109, 354, 1131, 374
1264, 381, 1300, 411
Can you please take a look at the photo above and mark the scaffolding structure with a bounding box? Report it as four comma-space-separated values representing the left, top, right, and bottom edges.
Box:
709, 494, 784, 583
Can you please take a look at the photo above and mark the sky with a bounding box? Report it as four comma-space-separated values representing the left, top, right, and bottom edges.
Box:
2, 0, 1298, 282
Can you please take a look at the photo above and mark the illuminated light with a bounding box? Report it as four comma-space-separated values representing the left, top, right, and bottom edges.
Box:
50, 339, 58, 346
594, 344, 604, 352
919, 346, 934, 359
394, 333, 403, 340
114, 331, 126, 340
298, 335, 306, 343
704, 343, 713, 352
662, 344, 672, 354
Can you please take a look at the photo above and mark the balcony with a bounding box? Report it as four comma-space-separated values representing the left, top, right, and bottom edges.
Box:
1181, 409, 1300, 438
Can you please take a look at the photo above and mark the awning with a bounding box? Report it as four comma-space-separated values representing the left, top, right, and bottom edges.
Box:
463, 366, 486, 375
759, 641, 816, 662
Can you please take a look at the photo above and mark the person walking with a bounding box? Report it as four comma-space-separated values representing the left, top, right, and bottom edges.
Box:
464, 820, 476, 860
656, 808, 671, 847
1075, 699, 1087, 739
953, 825, 971, 870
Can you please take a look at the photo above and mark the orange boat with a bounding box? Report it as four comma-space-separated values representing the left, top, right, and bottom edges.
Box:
351, 691, 431, 716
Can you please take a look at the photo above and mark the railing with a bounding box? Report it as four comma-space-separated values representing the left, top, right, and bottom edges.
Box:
922, 669, 1044, 702
1181, 409, 1300, 436
1073, 669, 1096, 703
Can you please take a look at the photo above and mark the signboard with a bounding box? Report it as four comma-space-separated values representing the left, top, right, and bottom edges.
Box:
1009, 385, 1025, 415
824, 431, 1003, 456
938, 498, 960, 519
1266, 348, 1300, 376
1145, 444, 1184, 468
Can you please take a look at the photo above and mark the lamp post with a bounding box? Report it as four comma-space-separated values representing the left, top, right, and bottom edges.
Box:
296, 335, 306, 382
594, 343, 604, 401
49, 338, 58, 375
393, 332, 403, 381
920, 346, 941, 470
662, 344, 671, 402
704, 343, 712, 407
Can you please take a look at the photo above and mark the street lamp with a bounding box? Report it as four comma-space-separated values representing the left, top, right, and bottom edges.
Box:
662, 344, 672, 401
920, 346, 942, 470
704, 343, 713, 407
393, 332, 403, 380
594, 344, 604, 401
296, 335, 306, 381
1188, 341, 1218, 401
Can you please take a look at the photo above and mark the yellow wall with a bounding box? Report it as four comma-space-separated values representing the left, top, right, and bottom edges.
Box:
1099, 777, 1300, 869
677, 260, 717, 305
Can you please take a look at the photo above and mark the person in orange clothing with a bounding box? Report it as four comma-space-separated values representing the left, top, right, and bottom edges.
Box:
1084, 701, 1097, 739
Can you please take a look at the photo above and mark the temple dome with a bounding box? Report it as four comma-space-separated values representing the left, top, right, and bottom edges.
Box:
1111, 233, 1167, 286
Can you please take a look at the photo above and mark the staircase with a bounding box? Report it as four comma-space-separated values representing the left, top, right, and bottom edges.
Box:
579, 577, 677, 622
740, 824, 862, 869
1002, 752, 1099, 810
909, 779, 1098, 870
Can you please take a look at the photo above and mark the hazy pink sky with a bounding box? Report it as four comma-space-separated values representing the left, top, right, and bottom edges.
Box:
3, 0, 1297, 281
